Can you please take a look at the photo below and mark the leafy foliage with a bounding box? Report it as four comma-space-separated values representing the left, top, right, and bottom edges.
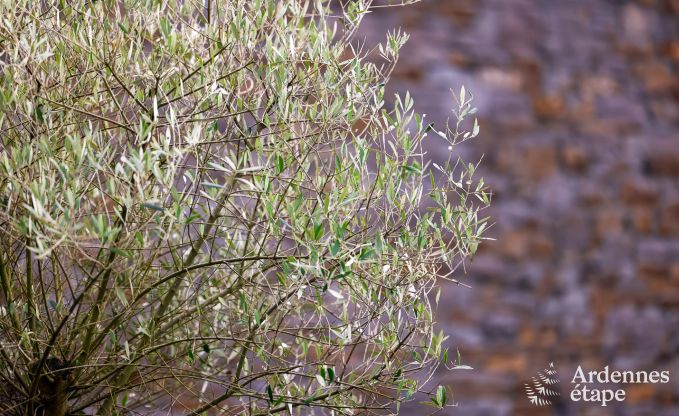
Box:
0, 0, 489, 414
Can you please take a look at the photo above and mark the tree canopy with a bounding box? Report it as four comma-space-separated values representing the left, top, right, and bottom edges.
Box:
0, 1, 489, 414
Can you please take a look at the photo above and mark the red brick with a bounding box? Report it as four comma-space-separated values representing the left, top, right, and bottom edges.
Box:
635, 62, 677, 92
621, 179, 659, 205
596, 209, 625, 237
485, 353, 527, 374
627, 384, 658, 404
660, 201, 679, 236
662, 40, 679, 61
498, 229, 554, 260
533, 94, 565, 120
561, 146, 588, 172
632, 207, 655, 234
645, 142, 679, 176
438, 0, 477, 26
522, 146, 557, 178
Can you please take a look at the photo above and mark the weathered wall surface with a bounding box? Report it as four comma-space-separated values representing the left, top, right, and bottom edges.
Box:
361, 1, 679, 415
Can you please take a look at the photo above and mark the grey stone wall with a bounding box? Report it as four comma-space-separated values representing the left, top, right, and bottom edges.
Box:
361, 1, 679, 415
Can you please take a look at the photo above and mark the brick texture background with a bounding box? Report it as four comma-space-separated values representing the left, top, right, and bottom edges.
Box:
360, 1, 679, 415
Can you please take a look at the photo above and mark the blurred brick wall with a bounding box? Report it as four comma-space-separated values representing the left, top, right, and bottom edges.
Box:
361, 1, 679, 415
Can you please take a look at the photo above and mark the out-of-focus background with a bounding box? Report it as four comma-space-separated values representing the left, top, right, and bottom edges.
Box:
361, 1, 679, 415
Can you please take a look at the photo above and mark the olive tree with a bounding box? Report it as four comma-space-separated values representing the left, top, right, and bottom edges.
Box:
0, 0, 489, 414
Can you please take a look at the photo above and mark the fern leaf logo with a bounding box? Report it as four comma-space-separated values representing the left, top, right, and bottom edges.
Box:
525, 362, 560, 406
